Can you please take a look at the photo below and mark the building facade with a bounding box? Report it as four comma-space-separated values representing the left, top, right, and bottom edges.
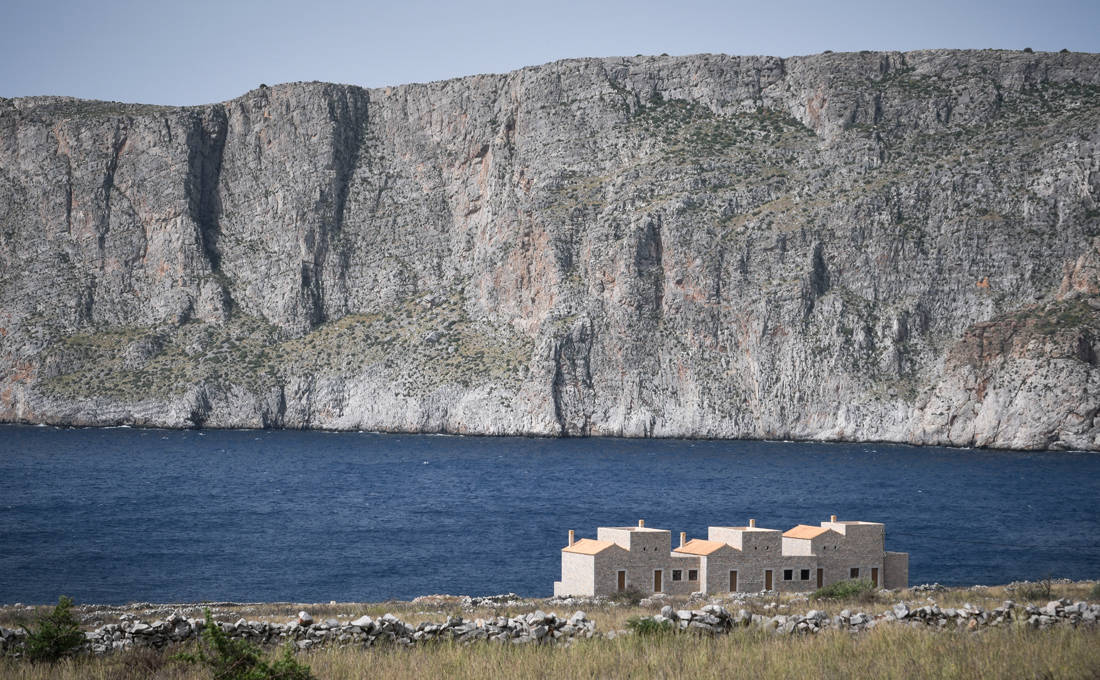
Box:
553, 517, 908, 597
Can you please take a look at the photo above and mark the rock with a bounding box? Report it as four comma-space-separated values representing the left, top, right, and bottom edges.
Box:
893, 603, 910, 619
350, 615, 373, 628
3, 51, 1100, 448
297, 611, 313, 626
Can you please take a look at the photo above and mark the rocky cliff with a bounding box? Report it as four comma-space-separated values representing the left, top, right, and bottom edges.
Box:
2, 49, 1099, 449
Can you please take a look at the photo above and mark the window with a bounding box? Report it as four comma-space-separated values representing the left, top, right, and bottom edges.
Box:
688, 569, 698, 581
800, 569, 810, 581
783, 569, 793, 581
672, 570, 682, 582
850, 567, 860, 579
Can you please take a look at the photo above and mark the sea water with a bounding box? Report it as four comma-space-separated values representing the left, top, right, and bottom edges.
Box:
1, 425, 1097, 604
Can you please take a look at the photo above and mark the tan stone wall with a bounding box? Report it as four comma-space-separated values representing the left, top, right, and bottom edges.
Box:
667, 554, 701, 595
778, 556, 820, 592
884, 551, 909, 589
592, 530, 673, 594
702, 553, 743, 594
554, 552, 596, 596
820, 522, 885, 586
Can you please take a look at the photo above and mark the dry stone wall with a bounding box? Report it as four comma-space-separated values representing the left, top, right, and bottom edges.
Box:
1, 598, 1095, 658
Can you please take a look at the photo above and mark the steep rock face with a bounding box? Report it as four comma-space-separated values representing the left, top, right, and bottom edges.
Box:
2, 49, 1099, 449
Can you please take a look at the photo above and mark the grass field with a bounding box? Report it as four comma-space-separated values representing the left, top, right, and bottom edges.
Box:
1, 625, 1097, 680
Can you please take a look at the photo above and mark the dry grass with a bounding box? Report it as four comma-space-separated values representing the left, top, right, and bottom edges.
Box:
1, 625, 1097, 680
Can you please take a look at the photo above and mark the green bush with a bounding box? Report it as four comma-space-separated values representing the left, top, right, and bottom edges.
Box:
608, 587, 646, 606
174, 609, 314, 680
22, 595, 86, 663
1088, 582, 1100, 600
812, 579, 876, 601
625, 616, 675, 636
1013, 578, 1053, 601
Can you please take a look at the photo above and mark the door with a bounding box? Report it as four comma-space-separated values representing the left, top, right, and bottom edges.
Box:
871, 567, 879, 587
816, 568, 823, 588
653, 570, 662, 592
764, 569, 773, 590
617, 570, 626, 591
729, 570, 738, 592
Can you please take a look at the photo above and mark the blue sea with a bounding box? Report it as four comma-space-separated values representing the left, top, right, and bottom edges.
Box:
0, 425, 1098, 605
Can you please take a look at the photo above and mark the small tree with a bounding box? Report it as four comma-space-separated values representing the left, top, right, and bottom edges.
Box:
22, 596, 85, 663
174, 609, 314, 680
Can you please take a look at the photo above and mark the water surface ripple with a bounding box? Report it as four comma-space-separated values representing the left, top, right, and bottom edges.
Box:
1, 426, 1098, 604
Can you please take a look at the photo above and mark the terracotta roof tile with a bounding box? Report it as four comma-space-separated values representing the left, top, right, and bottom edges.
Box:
783, 525, 832, 539
562, 538, 616, 555
673, 538, 731, 556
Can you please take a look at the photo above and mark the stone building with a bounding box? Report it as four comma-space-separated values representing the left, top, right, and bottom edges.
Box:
553, 517, 908, 597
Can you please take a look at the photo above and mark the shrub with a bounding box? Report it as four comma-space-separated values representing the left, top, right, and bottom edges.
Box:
174, 609, 314, 680
1013, 578, 1053, 601
608, 587, 645, 606
1023, 47, 1034, 53
21, 595, 85, 663
812, 579, 876, 602
626, 616, 675, 636
1090, 583, 1100, 600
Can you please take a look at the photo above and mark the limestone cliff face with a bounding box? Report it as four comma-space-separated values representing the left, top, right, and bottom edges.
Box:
3, 49, 1100, 449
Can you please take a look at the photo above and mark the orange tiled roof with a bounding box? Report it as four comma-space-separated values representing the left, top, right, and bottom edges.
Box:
783, 525, 832, 539
674, 538, 730, 556
562, 538, 616, 555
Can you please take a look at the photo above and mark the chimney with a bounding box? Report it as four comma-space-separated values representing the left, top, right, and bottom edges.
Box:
568, 529, 575, 547
638, 519, 645, 528
680, 531, 686, 547
749, 518, 756, 528
830, 514, 837, 523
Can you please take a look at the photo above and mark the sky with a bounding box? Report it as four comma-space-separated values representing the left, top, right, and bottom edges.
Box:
3, 0, 1099, 106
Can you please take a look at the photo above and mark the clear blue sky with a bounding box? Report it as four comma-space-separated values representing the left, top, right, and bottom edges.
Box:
4, 0, 1098, 106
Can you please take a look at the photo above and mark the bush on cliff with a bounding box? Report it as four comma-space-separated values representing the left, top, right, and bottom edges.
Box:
174, 609, 314, 680
22, 595, 86, 663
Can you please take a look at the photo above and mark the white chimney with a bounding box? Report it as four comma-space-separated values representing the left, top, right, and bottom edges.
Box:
830, 514, 837, 523
749, 518, 756, 528
638, 519, 645, 528
568, 529, 575, 547
680, 531, 686, 547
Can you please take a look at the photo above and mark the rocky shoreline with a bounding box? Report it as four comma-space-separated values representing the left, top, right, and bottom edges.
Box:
1, 584, 1097, 658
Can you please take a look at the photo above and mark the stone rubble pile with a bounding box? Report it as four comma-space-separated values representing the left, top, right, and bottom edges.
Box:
630, 598, 1100, 636
0, 609, 596, 657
